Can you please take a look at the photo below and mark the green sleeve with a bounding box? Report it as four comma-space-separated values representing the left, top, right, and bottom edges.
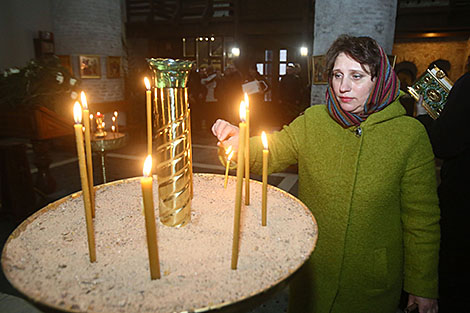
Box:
249, 114, 306, 175
401, 129, 440, 298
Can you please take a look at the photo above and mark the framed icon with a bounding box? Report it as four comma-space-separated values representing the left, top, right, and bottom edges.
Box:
107, 56, 121, 79
79, 55, 101, 79
312, 55, 328, 85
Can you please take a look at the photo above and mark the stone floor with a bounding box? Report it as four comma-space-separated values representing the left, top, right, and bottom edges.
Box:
0, 127, 296, 313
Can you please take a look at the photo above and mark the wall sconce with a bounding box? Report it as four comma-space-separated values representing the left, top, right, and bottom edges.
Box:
300, 46, 309, 57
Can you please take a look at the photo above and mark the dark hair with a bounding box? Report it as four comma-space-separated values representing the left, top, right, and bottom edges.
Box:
326, 35, 381, 80
428, 59, 450, 76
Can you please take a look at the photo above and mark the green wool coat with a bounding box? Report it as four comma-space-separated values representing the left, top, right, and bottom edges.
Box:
249, 96, 440, 313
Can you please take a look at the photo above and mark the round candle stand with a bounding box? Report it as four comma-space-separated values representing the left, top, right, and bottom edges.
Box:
2, 174, 317, 313
90, 132, 128, 183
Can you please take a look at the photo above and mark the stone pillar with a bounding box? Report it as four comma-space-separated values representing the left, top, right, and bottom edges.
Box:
52, 0, 125, 106
310, 0, 398, 104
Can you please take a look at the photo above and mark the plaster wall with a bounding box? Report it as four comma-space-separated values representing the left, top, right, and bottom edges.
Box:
393, 38, 470, 82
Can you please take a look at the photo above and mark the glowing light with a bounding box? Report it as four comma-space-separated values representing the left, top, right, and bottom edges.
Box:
73, 101, 82, 124
144, 77, 151, 90
143, 155, 152, 177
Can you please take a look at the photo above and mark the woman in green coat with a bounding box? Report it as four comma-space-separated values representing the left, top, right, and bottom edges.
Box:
212, 35, 440, 313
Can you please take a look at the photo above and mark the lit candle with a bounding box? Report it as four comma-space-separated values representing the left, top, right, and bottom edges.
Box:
80, 92, 95, 218
73, 101, 96, 262
144, 77, 152, 157
261, 131, 269, 226
232, 101, 247, 270
114, 111, 119, 133
89, 114, 94, 132
244, 93, 250, 205
141, 155, 161, 279
224, 147, 234, 189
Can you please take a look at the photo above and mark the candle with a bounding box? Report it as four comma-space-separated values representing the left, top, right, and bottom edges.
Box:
80, 92, 95, 218
244, 93, 250, 205
141, 155, 161, 279
261, 131, 269, 226
144, 77, 152, 157
224, 147, 234, 189
232, 101, 247, 270
114, 111, 119, 133
73, 101, 96, 262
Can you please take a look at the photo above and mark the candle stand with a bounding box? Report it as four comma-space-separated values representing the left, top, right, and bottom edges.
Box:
2, 174, 317, 313
90, 132, 128, 183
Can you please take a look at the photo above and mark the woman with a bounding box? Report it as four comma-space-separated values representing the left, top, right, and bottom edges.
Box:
212, 35, 440, 313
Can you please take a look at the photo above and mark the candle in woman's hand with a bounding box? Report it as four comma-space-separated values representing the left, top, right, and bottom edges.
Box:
261, 131, 269, 226
224, 148, 234, 189
144, 77, 152, 157
141, 155, 161, 279
80, 91, 95, 218
73, 101, 96, 262
244, 93, 250, 205
232, 101, 247, 270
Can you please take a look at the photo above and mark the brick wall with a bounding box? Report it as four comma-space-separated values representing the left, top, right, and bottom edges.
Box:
52, 0, 125, 104
393, 38, 470, 82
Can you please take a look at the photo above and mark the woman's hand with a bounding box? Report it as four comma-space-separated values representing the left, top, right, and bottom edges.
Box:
407, 294, 438, 313
211, 119, 240, 151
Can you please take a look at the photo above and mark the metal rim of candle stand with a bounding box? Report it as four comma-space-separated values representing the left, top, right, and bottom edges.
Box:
1, 173, 318, 313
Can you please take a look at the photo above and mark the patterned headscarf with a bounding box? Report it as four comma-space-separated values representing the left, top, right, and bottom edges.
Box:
326, 43, 400, 128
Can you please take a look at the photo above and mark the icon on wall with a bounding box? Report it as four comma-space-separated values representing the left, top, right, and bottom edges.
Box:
79, 55, 101, 79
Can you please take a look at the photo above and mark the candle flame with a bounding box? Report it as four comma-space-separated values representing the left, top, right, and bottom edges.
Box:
227, 150, 234, 161
114, 111, 118, 117
261, 131, 268, 150
80, 91, 88, 110
73, 101, 82, 124
143, 155, 152, 177
102, 122, 105, 127
97, 111, 101, 116
144, 77, 151, 90
112, 116, 116, 122
112, 125, 115, 132
239, 101, 246, 122
89, 114, 93, 120
244, 93, 249, 109
225, 145, 233, 156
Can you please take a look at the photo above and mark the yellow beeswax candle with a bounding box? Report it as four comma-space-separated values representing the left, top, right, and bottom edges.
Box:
141, 155, 161, 279
232, 101, 247, 270
261, 131, 269, 226
224, 148, 234, 189
80, 92, 95, 218
244, 93, 250, 205
144, 77, 152, 157
73, 101, 96, 262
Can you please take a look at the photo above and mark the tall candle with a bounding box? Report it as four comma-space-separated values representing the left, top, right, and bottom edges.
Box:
141, 155, 161, 279
261, 131, 269, 226
244, 93, 250, 205
80, 92, 95, 218
224, 148, 234, 189
73, 102, 96, 262
144, 77, 152, 157
232, 101, 247, 270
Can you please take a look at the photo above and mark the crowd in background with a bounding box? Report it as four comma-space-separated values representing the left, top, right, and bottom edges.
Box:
187, 62, 310, 133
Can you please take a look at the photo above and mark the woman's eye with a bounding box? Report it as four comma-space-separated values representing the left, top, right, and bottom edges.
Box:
333, 73, 342, 79
352, 74, 363, 79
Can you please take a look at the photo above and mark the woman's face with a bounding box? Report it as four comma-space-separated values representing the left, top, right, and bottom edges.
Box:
331, 52, 376, 114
